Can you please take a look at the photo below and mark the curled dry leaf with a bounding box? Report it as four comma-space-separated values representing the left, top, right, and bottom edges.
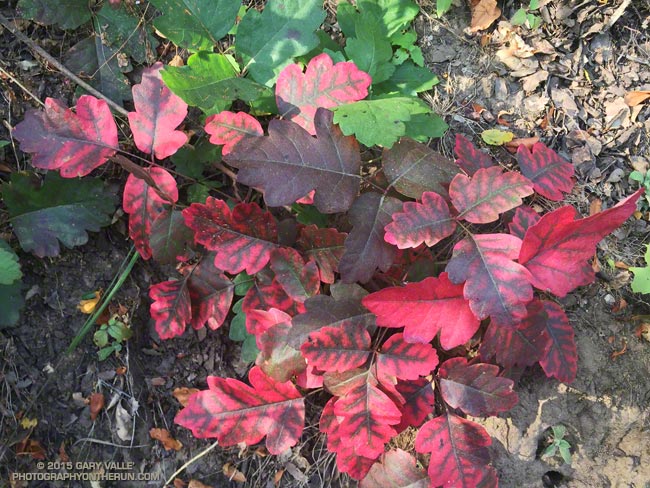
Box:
150, 428, 183, 451
222, 463, 247, 483
88, 392, 105, 421
469, 0, 502, 33
172, 387, 200, 407
624, 91, 650, 107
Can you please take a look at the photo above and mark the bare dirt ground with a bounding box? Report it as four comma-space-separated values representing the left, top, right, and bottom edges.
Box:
1, 1, 650, 487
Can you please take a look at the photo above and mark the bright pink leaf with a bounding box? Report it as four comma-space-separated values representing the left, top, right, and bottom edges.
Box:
339, 192, 403, 283
13, 95, 118, 177
276, 53, 371, 135
538, 301, 577, 383
394, 378, 435, 431
446, 234, 533, 326
359, 449, 430, 488
438, 357, 518, 416
454, 134, 495, 176
243, 273, 305, 322
296, 225, 347, 284
246, 308, 292, 337
183, 197, 278, 274
174, 366, 304, 455
362, 273, 480, 349
377, 333, 438, 381
301, 324, 371, 373
415, 413, 497, 488
270, 248, 320, 302
128, 63, 188, 160
123, 168, 179, 259
516, 143, 574, 201
450, 167, 534, 224
186, 257, 234, 331
519, 189, 643, 296
204, 111, 263, 155
508, 206, 540, 239
149, 279, 191, 340
479, 300, 552, 368
384, 191, 457, 249
225, 108, 361, 213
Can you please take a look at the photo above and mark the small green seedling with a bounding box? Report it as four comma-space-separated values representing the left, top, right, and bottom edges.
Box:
630, 244, 650, 294
629, 170, 650, 209
541, 425, 572, 465
511, 0, 542, 29
93, 315, 133, 361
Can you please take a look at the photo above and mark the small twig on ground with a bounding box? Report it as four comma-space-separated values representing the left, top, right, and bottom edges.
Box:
0, 12, 129, 116
164, 440, 220, 486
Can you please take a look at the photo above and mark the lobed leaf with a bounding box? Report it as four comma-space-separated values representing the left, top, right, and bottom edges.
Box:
186, 257, 234, 331
128, 63, 188, 160
516, 143, 574, 201
269, 248, 320, 302
296, 225, 347, 284
359, 449, 429, 488
204, 111, 263, 155
376, 333, 439, 381
394, 378, 435, 431
454, 134, 495, 176
225, 109, 361, 213
0, 241, 22, 285
276, 53, 371, 135
150, 279, 192, 340
175, 366, 305, 455
508, 206, 540, 239
18, 0, 91, 29
149, 210, 193, 264
13, 96, 118, 178
301, 324, 372, 373
252, 310, 306, 382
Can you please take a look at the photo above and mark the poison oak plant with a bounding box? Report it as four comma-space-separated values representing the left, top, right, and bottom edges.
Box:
8, 1, 644, 486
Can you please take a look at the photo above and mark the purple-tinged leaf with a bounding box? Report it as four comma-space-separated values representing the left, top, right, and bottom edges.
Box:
454, 134, 495, 176
516, 143, 574, 201
508, 205, 540, 239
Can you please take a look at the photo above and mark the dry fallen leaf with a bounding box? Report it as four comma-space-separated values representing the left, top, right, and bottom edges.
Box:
88, 392, 105, 421
589, 198, 602, 216
222, 463, 246, 483
149, 428, 183, 451
173, 479, 188, 488
77, 290, 101, 314
188, 480, 212, 488
172, 387, 200, 407
624, 90, 650, 107
274, 469, 285, 487
505, 136, 539, 152
15, 438, 46, 460
59, 441, 70, 462
469, 0, 501, 32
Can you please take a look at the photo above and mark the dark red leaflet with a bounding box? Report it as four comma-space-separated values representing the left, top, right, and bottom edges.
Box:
516, 142, 574, 201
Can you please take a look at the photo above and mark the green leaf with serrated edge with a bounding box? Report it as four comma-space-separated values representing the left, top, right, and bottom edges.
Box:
0, 240, 22, 286
96, 3, 157, 64
162, 52, 271, 113
511, 8, 527, 25
345, 13, 394, 84
404, 113, 448, 141
0, 280, 24, 328
18, 0, 91, 29
64, 35, 131, 104
235, 0, 326, 86
375, 61, 439, 96
332, 97, 430, 148
149, 0, 240, 51
234, 273, 255, 296
2, 172, 117, 258
437, 0, 453, 16
631, 244, 650, 294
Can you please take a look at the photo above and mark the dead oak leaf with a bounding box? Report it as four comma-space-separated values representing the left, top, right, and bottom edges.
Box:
469, 0, 501, 32
150, 428, 183, 451
624, 91, 650, 107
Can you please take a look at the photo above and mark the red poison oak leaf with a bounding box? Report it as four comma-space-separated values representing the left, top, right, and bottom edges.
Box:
123, 168, 179, 259
296, 225, 347, 284
415, 413, 497, 488
538, 300, 577, 383
508, 205, 540, 239
225, 108, 361, 213
205, 111, 263, 155
376, 333, 439, 381
183, 197, 278, 274
363, 273, 480, 349
128, 63, 188, 160
276, 53, 371, 135
446, 234, 533, 326
519, 189, 643, 296
243, 275, 304, 321
516, 143, 574, 201
360, 449, 429, 488
269, 248, 320, 302
185, 257, 234, 331
438, 357, 518, 416
301, 324, 372, 373
13, 95, 118, 177
150, 279, 191, 339
384, 191, 457, 249
454, 134, 495, 176
174, 366, 304, 455
394, 378, 436, 431
254, 313, 307, 383
450, 167, 534, 224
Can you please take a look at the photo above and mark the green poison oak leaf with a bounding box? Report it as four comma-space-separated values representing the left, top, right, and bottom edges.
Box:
128, 63, 188, 160
518, 189, 643, 296
18, 0, 91, 29
382, 138, 460, 200
235, 0, 326, 86
174, 365, 305, 455
275, 53, 371, 135
450, 167, 534, 224
0, 241, 24, 328
339, 192, 403, 283
516, 142, 575, 201
415, 413, 498, 488
344, 11, 394, 83
362, 273, 480, 349
225, 109, 361, 214
122, 168, 179, 260
204, 111, 263, 155
149, 0, 240, 52
13, 96, 118, 178
359, 449, 429, 488
2, 172, 117, 257
438, 357, 518, 416
446, 233, 533, 326
631, 244, 650, 293
454, 134, 495, 176
296, 225, 347, 284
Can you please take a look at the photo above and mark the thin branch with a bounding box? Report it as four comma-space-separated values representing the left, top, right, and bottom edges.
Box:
0, 12, 129, 116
